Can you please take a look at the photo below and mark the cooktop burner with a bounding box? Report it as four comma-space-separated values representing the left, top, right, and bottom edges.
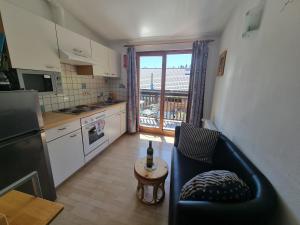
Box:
56, 101, 123, 115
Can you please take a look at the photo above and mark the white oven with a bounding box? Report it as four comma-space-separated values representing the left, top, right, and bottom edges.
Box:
81, 111, 108, 159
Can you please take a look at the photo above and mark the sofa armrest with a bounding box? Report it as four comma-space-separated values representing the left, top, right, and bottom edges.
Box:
174, 126, 181, 147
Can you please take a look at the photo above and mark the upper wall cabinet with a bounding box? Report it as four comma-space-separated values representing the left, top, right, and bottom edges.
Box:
77, 41, 121, 78
56, 24, 92, 64
91, 40, 109, 76
108, 48, 120, 77
0, 0, 61, 72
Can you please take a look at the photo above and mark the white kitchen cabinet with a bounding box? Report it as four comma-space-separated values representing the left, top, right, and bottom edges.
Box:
106, 113, 121, 144
107, 48, 120, 77
87, 41, 120, 77
0, 0, 61, 72
47, 129, 84, 187
56, 24, 92, 63
77, 40, 120, 77
91, 40, 109, 76
120, 109, 126, 135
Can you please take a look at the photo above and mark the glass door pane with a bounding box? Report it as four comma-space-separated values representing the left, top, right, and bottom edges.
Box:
139, 56, 163, 129
164, 53, 192, 130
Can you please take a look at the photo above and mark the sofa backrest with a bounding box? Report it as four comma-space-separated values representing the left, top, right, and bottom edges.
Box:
213, 135, 257, 192
174, 126, 274, 200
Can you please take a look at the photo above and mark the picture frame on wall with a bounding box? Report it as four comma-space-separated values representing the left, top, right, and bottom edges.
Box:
218, 50, 227, 76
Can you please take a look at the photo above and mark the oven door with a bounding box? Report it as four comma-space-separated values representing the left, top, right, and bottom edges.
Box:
82, 119, 106, 156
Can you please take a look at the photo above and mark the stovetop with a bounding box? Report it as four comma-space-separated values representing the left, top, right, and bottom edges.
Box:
56, 101, 123, 115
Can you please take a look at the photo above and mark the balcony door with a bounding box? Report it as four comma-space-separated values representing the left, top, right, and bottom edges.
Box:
137, 50, 192, 135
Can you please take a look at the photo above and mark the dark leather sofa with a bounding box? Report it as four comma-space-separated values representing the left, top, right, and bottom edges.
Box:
169, 126, 277, 225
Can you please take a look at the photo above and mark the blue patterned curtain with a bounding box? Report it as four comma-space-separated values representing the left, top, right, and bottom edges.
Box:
127, 47, 139, 133
186, 40, 209, 127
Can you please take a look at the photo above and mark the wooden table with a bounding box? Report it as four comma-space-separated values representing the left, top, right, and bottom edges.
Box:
134, 157, 168, 205
0, 190, 63, 225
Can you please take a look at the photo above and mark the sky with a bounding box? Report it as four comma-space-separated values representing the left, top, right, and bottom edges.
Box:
140, 54, 192, 68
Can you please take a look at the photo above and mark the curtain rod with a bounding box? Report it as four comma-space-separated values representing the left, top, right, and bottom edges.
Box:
124, 39, 214, 47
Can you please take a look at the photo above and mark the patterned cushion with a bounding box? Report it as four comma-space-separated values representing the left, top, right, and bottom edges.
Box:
180, 170, 252, 202
178, 122, 221, 163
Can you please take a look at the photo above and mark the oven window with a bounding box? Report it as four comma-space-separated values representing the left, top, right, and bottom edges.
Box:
22, 74, 53, 92
87, 120, 105, 145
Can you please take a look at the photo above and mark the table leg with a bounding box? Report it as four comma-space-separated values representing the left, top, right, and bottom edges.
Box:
137, 181, 141, 192
141, 184, 145, 201
160, 180, 165, 200
153, 184, 159, 203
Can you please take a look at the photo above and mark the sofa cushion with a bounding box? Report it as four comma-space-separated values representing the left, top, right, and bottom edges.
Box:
171, 148, 213, 203
180, 170, 252, 202
178, 122, 221, 163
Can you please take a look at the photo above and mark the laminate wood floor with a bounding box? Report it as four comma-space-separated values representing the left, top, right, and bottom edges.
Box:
52, 133, 174, 225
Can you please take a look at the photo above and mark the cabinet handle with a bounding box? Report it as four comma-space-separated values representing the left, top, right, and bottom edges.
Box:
58, 127, 66, 131
69, 134, 77, 138
73, 48, 83, 53
46, 65, 59, 70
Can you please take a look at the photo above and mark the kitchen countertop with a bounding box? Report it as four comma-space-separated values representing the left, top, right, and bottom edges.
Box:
42, 102, 126, 130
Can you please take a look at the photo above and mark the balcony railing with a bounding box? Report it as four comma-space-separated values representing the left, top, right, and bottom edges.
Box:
140, 90, 188, 130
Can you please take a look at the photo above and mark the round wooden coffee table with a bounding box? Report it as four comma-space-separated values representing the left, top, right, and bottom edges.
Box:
134, 157, 168, 205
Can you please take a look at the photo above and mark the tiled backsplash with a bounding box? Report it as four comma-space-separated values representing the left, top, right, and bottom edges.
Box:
39, 64, 127, 112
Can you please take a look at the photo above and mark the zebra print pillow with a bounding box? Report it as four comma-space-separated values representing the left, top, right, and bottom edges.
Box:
180, 170, 252, 202
178, 122, 221, 163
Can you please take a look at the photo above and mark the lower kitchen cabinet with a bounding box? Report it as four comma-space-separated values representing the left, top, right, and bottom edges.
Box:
47, 129, 84, 187
120, 110, 126, 134
106, 113, 121, 144
45, 103, 127, 187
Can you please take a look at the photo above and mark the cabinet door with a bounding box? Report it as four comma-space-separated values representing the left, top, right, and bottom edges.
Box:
120, 111, 126, 134
106, 113, 121, 144
91, 40, 109, 76
0, 1, 61, 72
108, 49, 120, 77
56, 25, 92, 59
47, 129, 84, 187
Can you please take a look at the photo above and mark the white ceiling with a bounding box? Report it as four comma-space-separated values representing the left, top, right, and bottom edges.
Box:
57, 0, 242, 42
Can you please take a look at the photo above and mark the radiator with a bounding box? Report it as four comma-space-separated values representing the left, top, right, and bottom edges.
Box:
202, 119, 218, 131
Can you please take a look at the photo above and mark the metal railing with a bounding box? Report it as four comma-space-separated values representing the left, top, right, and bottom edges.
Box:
140, 90, 188, 122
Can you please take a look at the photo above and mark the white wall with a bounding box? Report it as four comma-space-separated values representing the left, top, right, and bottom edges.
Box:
4, 0, 107, 44
211, 0, 300, 224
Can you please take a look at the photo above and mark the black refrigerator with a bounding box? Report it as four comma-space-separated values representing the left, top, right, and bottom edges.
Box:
0, 91, 56, 200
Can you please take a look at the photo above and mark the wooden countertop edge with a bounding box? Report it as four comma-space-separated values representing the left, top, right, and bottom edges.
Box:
42, 102, 127, 130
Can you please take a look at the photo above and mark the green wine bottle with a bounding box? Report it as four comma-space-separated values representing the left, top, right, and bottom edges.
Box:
146, 141, 153, 168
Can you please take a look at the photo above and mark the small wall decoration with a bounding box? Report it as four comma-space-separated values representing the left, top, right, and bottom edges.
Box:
242, 0, 266, 38
218, 50, 227, 76
123, 54, 128, 68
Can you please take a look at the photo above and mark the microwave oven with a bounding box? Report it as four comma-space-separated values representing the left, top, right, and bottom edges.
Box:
2, 69, 63, 94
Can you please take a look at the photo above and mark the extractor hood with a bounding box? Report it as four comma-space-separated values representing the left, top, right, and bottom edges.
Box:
59, 49, 98, 66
